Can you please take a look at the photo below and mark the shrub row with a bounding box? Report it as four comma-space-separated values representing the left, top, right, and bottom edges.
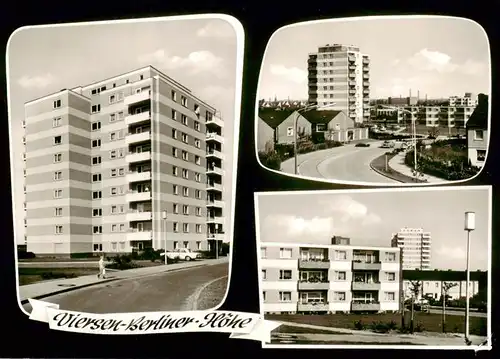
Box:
353, 319, 424, 333
405, 151, 479, 181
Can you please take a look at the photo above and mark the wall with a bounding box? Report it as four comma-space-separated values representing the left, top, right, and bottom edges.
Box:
275, 113, 312, 145
257, 118, 275, 152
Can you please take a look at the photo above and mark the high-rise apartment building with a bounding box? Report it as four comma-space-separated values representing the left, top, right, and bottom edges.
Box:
391, 227, 431, 270
260, 241, 401, 314
23, 66, 225, 256
308, 44, 370, 124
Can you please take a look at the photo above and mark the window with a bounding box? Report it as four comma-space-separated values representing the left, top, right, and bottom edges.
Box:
110, 132, 117, 141
183, 205, 189, 215
53, 117, 62, 127
172, 166, 178, 176
333, 292, 346, 301
55, 225, 63, 234
196, 190, 202, 199
386, 272, 396, 282
261, 248, 267, 258
171, 109, 177, 120
110, 113, 116, 122
181, 114, 188, 126
287, 127, 294, 137
92, 156, 102, 165
206, 111, 213, 122
196, 224, 202, 233
173, 203, 179, 214
474, 130, 484, 140
194, 104, 200, 115
54, 136, 62, 145
316, 123, 327, 131
385, 252, 396, 262
93, 226, 103, 234
335, 250, 347, 260
182, 169, 189, 179
335, 271, 346, 281
262, 291, 267, 302
111, 169, 117, 177
182, 150, 188, 161
477, 150, 486, 162
53, 153, 62, 163
183, 187, 189, 197
120, 224, 125, 232
181, 96, 187, 107
196, 207, 201, 216
195, 155, 201, 165
172, 148, 178, 157
119, 168, 125, 176
197, 241, 202, 250
91, 104, 101, 113
182, 133, 188, 143
92, 191, 102, 199
93, 208, 102, 217
195, 139, 201, 148
195, 173, 201, 182
385, 292, 395, 301
279, 248, 292, 259
172, 129, 178, 139
92, 139, 101, 148
183, 223, 189, 233
173, 222, 179, 232
173, 185, 179, 195
112, 225, 118, 232
279, 270, 292, 280
91, 122, 101, 131
54, 189, 62, 198
109, 94, 116, 104
261, 270, 267, 280
194, 121, 200, 131
279, 292, 292, 302
171, 90, 177, 101
54, 171, 62, 181
92, 174, 102, 182
53, 99, 61, 109
54, 207, 63, 216
110, 150, 117, 159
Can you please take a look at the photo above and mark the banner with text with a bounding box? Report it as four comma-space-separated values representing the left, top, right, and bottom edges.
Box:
28, 299, 281, 342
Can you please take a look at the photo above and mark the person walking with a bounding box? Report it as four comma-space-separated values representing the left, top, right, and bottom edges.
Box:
98, 255, 106, 279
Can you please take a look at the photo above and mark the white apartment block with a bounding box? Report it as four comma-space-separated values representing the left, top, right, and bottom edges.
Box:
260, 242, 401, 315
22, 66, 225, 256
404, 279, 479, 301
391, 228, 431, 270
308, 44, 370, 124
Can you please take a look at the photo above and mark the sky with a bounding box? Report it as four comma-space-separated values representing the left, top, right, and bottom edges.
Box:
257, 187, 490, 271
258, 16, 491, 101
7, 16, 240, 244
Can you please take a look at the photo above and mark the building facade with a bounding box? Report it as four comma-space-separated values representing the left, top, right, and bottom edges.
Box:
23, 66, 225, 255
301, 110, 369, 142
307, 44, 370, 124
466, 94, 489, 168
260, 241, 401, 314
391, 227, 431, 270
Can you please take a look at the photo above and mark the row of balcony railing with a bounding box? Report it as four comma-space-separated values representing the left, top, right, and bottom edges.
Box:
294, 301, 381, 311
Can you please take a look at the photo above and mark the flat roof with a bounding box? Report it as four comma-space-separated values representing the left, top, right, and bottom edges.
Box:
261, 242, 399, 251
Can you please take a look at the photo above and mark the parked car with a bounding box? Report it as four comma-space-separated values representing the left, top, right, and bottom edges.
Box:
162, 248, 201, 261
355, 143, 370, 147
380, 140, 395, 148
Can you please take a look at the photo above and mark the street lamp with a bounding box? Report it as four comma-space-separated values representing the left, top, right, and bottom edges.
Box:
464, 211, 475, 345
293, 102, 336, 174
162, 210, 167, 265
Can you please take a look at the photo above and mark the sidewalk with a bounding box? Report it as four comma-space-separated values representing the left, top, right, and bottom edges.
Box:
388, 152, 448, 184
19, 257, 229, 303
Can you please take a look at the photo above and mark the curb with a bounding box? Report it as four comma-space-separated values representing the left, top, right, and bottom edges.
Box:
20, 262, 212, 305
369, 155, 405, 183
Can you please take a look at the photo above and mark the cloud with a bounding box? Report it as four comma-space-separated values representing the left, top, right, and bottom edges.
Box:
269, 64, 307, 84
390, 59, 401, 66
17, 73, 55, 89
436, 245, 467, 261
264, 214, 334, 239
319, 195, 381, 225
138, 49, 226, 78
196, 21, 234, 38
406, 49, 487, 76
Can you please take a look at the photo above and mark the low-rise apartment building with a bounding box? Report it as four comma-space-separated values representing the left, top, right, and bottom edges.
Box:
260, 241, 401, 315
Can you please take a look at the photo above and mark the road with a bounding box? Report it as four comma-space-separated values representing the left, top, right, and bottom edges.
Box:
427, 308, 487, 318
22, 263, 228, 313
281, 141, 398, 184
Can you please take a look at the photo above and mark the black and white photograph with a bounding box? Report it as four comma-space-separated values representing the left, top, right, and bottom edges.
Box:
256, 16, 491, 185
7, 15, 243, 314
255, 186, 491, 348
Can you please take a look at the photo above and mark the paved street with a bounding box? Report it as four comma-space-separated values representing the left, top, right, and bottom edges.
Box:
281, 141, 398, 184
22, 262, 228, 313
427, 308, 487, 318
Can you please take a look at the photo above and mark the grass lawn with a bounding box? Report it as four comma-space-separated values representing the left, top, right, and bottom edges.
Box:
19, 257, 101, 262
271, 339, 419, 345
18, 267, 99, 286
273, 325, 350, 335
265, 312, 487, 336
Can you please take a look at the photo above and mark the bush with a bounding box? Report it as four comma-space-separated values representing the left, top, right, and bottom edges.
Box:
259, 151, 283, 170
311, 132, 325, 144
18, 251, 35, 259
414, 322, 425, 332
106, 254, 138, 270
370, 321, 391, 333
353, 320, 365, 330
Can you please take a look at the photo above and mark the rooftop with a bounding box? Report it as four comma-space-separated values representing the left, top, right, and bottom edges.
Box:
258, 108, 296, 128
300, 109, 342, 124
403, 269, 487, 282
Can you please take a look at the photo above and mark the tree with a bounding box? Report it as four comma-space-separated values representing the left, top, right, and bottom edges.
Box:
428, 126, 440, 139
408, 280, 422, 333
441, 282, 458, 333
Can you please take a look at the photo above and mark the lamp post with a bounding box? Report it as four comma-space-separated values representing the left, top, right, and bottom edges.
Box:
162, 210, 167, 265
293, 102, 336, 174
464, 211, 475, 345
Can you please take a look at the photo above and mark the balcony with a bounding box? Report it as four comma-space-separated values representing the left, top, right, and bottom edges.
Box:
298, 281, 330, 290
127, 230, 153, 242
126, 191, 152, 202
298, 259, 330, 269
351, 301, 380, 311
349, 89, 356, 95
206, 166, 224, 176
207, 200, 224, 208
363, 74, 369, 79
363, 67, 369, 72
363, 58, 370, 65
363, 90, 369, 94
127, 171, 151, 183
206, 133, 224, 144
363, 82, 370, 87
207, 216, 224, 225
206, 149, 224, 160
352, 281, 381, 291
125, 111, 151, 126
349, 81, 356, 86
348, 73, 356, 78
207, 182, 223, 192
126, 211, 152, 222
352, 261, 381, 270
207, 233, 225, 241
124, 90, 151, 106
348, 56, 356, 62
298, 302, 329, 312
126, 151, 151, 163
206, 115, 224, 128
126, 131, 151, 145
349, 65, 356, 70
